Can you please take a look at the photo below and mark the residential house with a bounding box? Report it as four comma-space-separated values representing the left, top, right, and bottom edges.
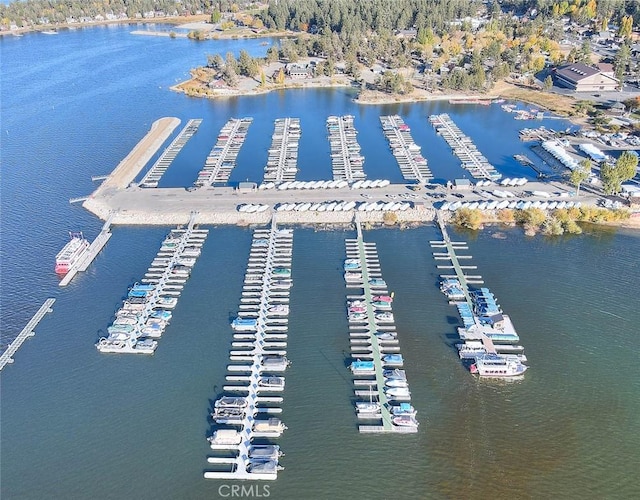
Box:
286, 64, 313, 79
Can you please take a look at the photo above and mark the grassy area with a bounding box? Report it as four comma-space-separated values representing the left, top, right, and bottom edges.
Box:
493, 81, 577, 117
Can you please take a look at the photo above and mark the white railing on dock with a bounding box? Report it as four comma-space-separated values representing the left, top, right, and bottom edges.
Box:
0, 298, 55, 371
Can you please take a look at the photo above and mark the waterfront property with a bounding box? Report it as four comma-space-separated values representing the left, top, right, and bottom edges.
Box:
553, 63, 619, 92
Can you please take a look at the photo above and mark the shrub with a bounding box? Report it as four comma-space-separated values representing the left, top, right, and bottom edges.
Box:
496, 209, 515, 223
451, 208, 484, 230
541, 217, 564, 235
561, 219, 582, 234
383, 211, 398, 225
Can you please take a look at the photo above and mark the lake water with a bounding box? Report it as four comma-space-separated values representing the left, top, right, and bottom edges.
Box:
1, 25, 639, 500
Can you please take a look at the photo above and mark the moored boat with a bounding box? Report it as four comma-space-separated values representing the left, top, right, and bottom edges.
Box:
55, 232, 90, 275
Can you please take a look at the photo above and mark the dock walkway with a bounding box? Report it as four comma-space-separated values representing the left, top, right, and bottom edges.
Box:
380, 115, 432, 182
204, 221, 292, 480
96, 212, 208, 354
0, 299, 55, 370
194, 117, 252, 187
139, 119, 202, 188
263, 118, 301, 184
429, 113, 501, 181
432, 213, 527, 366
345, 219, 418, 433
327, 115, 366, 182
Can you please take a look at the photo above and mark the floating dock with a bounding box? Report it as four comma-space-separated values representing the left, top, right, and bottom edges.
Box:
59, 214, 114, 287
205, 221, 293, 480
0, 299, 55, 371
429, 113, 501, 181
344, 219, 418, 433
194, 117, 252, 187
327, 115, 366, 182
432, 213, 527, 373
139, 119, 202, 188
263, 118, 301, 184
380, 115, 432, 183
96, 212, 207, 354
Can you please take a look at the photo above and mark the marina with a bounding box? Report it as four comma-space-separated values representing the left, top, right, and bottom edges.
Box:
3, 26, 640, 500
432, 213, 527, 377
380, 115, 432, 183
345, 220, 418, 433
139, 119, 202, 188
327, 115, 366, 182
0, 299, 56, 371
193, 117, 252, 187
96, 213, 208, 354
262, 118, 301, 184
204, 222, 293, 480
429, 113, 502, 181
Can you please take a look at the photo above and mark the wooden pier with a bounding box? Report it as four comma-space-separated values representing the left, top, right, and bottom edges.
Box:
59, 213, 114, 287
0, 299, 55, 371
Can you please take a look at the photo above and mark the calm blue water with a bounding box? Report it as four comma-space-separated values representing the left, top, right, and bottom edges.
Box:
1, 25, 640, 500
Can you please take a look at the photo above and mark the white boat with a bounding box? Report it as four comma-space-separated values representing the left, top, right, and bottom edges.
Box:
393, 415, 419, 427
246, 459, 283, 475
385, 386, 410, 398
248, 445, 282, 461
470, 353, 527, 378
252, 418, 287, 437
208, 429, 242, 448
356, 401, 381, 413
342, 201, 356, 211
391, 403, 416, 417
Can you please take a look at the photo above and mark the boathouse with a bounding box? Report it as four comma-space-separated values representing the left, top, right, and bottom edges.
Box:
237, 181, 257, 193
553, 63, 618, 92
453, 178, 472, 190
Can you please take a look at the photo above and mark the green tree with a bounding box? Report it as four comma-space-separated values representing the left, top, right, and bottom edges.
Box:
211, 9, 221, 24
600, 152, 638, 194
543, 75, 553, 91
570, 159, 591, 196
618, 15, 633, 39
